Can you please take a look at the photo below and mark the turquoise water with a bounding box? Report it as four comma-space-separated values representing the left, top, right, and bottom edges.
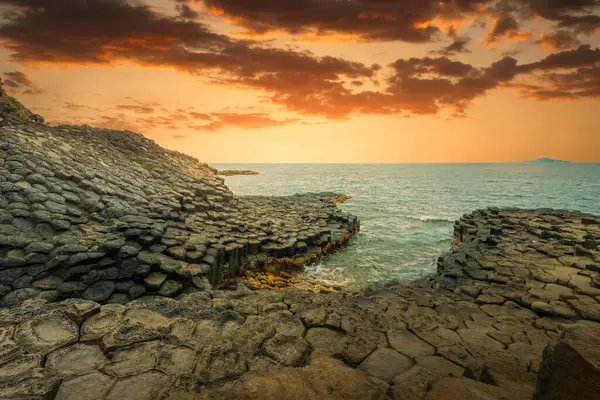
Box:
215, 163, 600, 290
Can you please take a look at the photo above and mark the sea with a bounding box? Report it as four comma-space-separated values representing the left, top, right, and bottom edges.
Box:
214, 163, 600, 291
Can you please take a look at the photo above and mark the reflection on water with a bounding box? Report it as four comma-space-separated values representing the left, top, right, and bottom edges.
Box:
215, 163, 600, 291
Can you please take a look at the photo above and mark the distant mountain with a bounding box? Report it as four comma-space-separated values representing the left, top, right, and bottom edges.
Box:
524, 158, 571, 164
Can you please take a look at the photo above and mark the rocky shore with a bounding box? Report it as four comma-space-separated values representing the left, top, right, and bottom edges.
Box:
2, 85, 600, 399
1, 207, 599, 399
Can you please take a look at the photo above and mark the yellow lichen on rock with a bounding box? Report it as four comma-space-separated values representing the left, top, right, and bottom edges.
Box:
243, 269, 341, 294
331, 195, 352, 205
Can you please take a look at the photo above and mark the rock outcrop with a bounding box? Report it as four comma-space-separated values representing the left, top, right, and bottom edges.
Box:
1, 208, 600, 399
0, 94, 359, 306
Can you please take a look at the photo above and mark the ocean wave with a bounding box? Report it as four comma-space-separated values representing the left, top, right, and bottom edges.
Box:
407, 215, 455, 223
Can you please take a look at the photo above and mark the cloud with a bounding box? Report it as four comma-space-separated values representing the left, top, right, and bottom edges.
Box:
63, 102, 104, 112
2, 70, 43, 94
198, 0, 484, 42
197, 0, 600, 45
392, 57, 477, 78
513, 45, 600, 100
515, 64, 600, 100
1, 0, 599, 126
536, 30, 581, 51
188, 112, 298, 131
524, 0, 600, 34
520, 45, 600, 72
51, 102, 299, 132
189, 111, 213, 120
0, 0, 376, 79
0, 0, 233, 65
431, 36, 471, 56
174, 0, 201, 20
116, 104, 156, 114
484, 13, 533, 45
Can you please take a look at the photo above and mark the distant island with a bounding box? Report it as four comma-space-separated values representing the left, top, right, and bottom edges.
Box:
217, 169, 260, 176
523, 158, 571, 164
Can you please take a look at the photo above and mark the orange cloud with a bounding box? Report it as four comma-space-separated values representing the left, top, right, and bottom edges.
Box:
1, 0, 599, 126
483, 14, 532, 46
537, 30, 581, 52
2, 70, 43, 94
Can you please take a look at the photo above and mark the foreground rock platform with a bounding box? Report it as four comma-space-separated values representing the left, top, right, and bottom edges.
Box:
1, 208, 599, 399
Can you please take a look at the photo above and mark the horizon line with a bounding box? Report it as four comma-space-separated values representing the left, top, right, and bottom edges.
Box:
209, 161, 599, 165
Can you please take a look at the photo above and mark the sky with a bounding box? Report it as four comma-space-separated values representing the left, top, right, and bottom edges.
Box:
0, 0, 599, 163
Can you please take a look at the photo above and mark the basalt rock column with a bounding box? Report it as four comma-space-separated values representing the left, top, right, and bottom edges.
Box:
0, 93, 360, 305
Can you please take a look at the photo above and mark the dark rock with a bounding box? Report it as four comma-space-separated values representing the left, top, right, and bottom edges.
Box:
1, 287, 40, 306
82, 281, 115, 302
32, 275, 63, 290
158, 280, 183, 297
12, 274, 33, 289
128, 284, 146, 300
57, 281, 87, 296
582, 217, 599, 225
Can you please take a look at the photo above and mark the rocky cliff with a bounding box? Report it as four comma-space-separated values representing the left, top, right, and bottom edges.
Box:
0, 80, 359, 306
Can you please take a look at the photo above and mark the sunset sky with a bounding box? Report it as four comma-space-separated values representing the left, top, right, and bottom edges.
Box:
1, 0, 599, 163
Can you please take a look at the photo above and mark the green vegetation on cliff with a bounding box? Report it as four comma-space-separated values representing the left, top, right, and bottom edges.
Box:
0, 77, 45, 124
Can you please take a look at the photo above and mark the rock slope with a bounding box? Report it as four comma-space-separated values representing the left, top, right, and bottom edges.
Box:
1, 208, 600, 399
0, 116, 358, 306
